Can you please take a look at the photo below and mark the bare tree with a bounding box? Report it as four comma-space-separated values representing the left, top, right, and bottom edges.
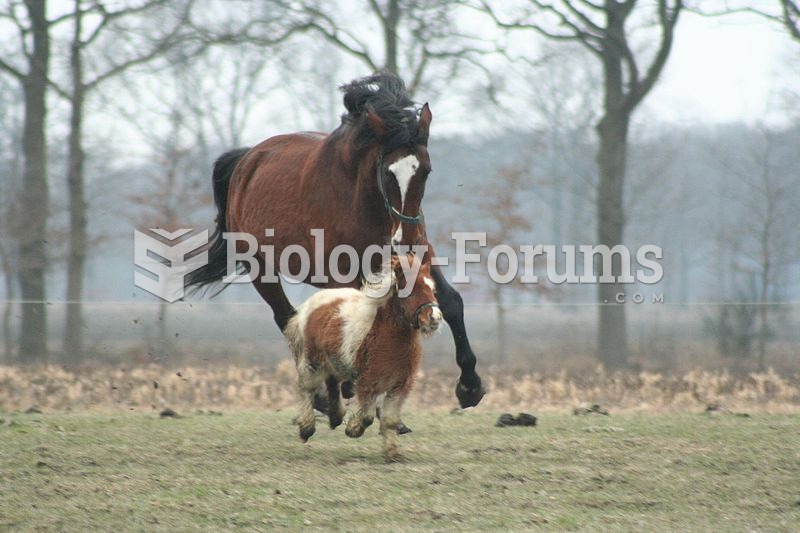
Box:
779, 0, 799, 40
482, 1, 684, 370
0, 0, 53, 360
706, 125, 800, 370
53, 0, 196, 361
125, 103, 210, 361
0, 76, 23, 361
280, 0, 494, 97
445, 164, 552, 362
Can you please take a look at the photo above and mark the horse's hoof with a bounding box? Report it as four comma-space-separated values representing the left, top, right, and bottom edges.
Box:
396, 422, 412, 435
455, 377, 486, 408
299, 425, 316, 442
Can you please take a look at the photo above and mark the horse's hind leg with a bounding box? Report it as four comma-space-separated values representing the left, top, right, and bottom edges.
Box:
345, 394, 376, 438
325, 376, 345, 429
379, 393, 407, 462
252, 274, 296, 332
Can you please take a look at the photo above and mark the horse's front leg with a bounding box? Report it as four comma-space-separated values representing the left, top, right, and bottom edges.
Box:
431, 266, 486, 408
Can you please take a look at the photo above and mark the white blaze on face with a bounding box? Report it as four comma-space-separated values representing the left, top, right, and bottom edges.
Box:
392, 225, 403, 245
388, 155, 420, 209
423, 276, 435, 292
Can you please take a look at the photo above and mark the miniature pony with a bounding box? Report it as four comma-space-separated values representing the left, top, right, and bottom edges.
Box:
284, 253, 441, 460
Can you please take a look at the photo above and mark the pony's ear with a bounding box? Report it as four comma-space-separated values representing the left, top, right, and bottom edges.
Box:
365, 104, 386, 138
418, 103, 432, 145
390, 253, 402, 273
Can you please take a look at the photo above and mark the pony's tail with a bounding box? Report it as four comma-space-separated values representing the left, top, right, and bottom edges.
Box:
185, 147, 250, 294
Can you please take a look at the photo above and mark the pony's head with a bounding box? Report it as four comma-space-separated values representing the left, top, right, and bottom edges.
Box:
339, 73, 433, 246
391, 253, 442, 335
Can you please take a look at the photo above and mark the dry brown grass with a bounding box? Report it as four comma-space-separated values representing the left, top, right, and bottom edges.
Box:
1, 362, 799, 414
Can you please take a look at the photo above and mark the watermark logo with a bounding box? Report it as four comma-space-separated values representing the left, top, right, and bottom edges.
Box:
134, 229, 208, 302
132, 227, 665, 303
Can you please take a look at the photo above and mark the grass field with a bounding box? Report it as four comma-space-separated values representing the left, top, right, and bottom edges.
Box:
1, 410, 799, 531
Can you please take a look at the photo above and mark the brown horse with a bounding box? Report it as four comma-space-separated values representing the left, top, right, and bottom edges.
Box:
285, 253, 441, 460
185, 73, 484, 411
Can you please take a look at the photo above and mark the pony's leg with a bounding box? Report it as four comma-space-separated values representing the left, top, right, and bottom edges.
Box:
431, 266, 486, 408
325, 376, 345, 429
255, 272, 333, 418
296, 364, 322, 442
340, 380, 355, 399
345, 394, 377, 438
379, 393, 407, 461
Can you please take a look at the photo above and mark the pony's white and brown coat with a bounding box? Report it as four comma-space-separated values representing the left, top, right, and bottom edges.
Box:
285, 257, 441, 460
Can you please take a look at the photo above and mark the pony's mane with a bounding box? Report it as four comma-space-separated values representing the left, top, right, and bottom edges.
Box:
339, 72, 421, 153
361, 259, 397, 301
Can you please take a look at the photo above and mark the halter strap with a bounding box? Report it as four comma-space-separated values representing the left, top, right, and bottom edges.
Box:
376, 155, 423, 225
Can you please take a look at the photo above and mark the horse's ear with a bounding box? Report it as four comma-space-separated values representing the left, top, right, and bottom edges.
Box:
418, 103, 432, 145
365, 104, 386, 138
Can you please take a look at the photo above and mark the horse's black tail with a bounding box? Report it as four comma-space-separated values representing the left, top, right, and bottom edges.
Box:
185, 147, 250, 294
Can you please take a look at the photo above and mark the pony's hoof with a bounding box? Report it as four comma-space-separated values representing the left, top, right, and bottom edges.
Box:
329, 411, 345, 429
299, 425, 316, 442
396, 422, 412, 435
455, 377, 486, 408
384, 449, 406, 463
345, 425, 364, 438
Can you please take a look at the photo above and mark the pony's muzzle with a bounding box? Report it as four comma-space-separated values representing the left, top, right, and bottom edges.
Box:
419, 305, 443, 335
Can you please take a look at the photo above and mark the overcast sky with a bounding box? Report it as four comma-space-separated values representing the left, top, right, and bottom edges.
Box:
647, 10, 796, 125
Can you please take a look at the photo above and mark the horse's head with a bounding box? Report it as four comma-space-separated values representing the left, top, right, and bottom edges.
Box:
391, 253, 442, 335
376, 104, 432, 245
339, 73, 433, 246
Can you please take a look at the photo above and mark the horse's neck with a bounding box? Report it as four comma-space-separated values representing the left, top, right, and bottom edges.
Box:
321, 132, 384, 215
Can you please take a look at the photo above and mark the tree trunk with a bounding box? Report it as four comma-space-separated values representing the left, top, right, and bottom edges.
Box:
383, 0, 400, 74
595, 6, 631, 371
18, 0, 50, 361
0, 241, 14, 361
596, 113, 629, 370
64, 0, 87, 361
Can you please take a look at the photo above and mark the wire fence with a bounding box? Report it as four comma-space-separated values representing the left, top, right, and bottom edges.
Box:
1, 300, 798, 375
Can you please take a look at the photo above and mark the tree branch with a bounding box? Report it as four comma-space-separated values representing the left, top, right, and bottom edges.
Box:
624, 0, 683, 112
82, 0, 171, 47
479, 0, 602, 56
782, 0, 800, 41
560, 0, 605, 34
367, 0, 387, 26
0, 57, 24, 80
85, 0, 197, 90
301, 6, 380, 71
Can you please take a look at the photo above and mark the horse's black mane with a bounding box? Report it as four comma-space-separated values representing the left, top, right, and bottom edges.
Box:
339, 72, 421, 153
